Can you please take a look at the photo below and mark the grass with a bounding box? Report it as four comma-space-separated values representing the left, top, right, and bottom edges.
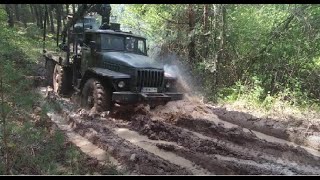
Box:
216, 80, 320, 125
0, 8, 120, 175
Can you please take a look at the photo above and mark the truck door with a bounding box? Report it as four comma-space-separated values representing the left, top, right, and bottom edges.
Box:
81, 33, 94, 76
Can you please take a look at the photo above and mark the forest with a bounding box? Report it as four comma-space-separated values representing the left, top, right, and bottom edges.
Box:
0, 4, 320, 175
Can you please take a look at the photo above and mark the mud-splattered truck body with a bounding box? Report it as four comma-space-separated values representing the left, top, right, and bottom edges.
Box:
43, 4, 183, 112
80, 30, 183, 104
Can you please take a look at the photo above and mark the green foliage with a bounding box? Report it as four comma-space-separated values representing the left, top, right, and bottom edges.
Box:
118, 4, 320, 111
0, 7, 118, 175
25, 23, 43, 39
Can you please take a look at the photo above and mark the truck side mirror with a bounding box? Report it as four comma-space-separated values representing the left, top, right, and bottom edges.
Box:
89, 41, 96, 50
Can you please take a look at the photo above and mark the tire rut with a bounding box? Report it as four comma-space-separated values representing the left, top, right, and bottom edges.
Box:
42, 88, 320, 175
65, 113, 193, 175
126, 114, 320, 175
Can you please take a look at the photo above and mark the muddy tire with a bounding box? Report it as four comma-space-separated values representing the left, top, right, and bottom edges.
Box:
81, 78, 113, 112
53, 64, 72, 96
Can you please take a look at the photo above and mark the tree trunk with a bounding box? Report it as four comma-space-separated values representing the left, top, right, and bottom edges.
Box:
14, 4, 20, 22
29, 4, 35, 23
65, 4, 70, 33
33, 4, 40, 27
217, 5, 226, 64
188, 4, 196, 65
66, 4, 69, 15
38, 5, 44, 29
43, 4, 48, 50
210, 4, 220, 101
72, 4, 76, 14
203, 4, 209, 32
19, 4, 28, 27
61, 4, 66, 28
216, 5, 226, 87
202, 4, 209, 59
49, 5, 55, 33
45, 4, 50, 31
5, 4, 14, 27
56, 4, 62, 46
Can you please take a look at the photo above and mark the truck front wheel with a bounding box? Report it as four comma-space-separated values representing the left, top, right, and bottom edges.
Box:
81, 78, 112, 112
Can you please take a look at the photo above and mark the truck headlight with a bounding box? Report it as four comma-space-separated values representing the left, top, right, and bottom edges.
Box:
118, 81, 125, 88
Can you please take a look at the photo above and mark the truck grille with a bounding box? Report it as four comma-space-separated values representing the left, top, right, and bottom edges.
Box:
136, 69, 164, 88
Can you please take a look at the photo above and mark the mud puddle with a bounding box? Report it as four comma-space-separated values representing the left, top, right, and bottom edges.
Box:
40, 85, 320, 175
114, 128, 210, 175
149, 98, 320, 157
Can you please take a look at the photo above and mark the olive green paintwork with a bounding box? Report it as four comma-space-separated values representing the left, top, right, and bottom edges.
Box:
97, 52, 163, 69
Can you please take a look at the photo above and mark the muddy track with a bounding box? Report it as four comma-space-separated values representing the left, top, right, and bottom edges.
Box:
210, 107, 320, 151
65, 113, 193, 175
40, 88, 320, 175
127, 115, 320, 174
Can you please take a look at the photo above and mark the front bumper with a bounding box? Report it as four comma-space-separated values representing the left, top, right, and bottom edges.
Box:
112, 91, 183, 104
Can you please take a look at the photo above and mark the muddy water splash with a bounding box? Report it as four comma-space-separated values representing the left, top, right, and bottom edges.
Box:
150, 95, 219, 123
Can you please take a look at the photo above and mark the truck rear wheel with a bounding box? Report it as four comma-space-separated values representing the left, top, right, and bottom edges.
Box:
53, 64, 72, 96
45, 59, 55, 87
81, 78, 112, 112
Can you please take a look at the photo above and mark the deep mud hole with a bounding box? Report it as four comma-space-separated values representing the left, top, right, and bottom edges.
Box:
40, 87, 320, 175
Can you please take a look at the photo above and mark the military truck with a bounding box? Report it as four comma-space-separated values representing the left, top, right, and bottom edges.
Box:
43, 4, 183, 112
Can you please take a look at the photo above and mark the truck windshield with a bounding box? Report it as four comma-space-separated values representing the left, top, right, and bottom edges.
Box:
100, 34, 146, 55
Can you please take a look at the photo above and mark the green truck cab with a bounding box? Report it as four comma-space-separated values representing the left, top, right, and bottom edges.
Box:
44, 26, 183, 112
43, 4, 183, 112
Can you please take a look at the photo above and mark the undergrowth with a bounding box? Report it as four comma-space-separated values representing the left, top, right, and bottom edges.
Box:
216, 76, 320, 121
0, 8, 119, 175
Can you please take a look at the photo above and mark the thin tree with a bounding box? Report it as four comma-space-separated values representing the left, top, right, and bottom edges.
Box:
45, 4, 50, 31
33, 4, 40, 27
38, 4, 44, 29
14, 4, 20, 22
5, 4, 14, 27
66, 4, 69, 15
20, 4, 28, 28
56, 4, 62, 46
29, 4, 36, 23
49, 5, 55, 33
72, 4, 76, 14
188, 4, 196, 65
202, 4, 209, 59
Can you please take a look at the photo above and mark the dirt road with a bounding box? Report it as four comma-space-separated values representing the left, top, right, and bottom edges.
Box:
38, 87, 320, 175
